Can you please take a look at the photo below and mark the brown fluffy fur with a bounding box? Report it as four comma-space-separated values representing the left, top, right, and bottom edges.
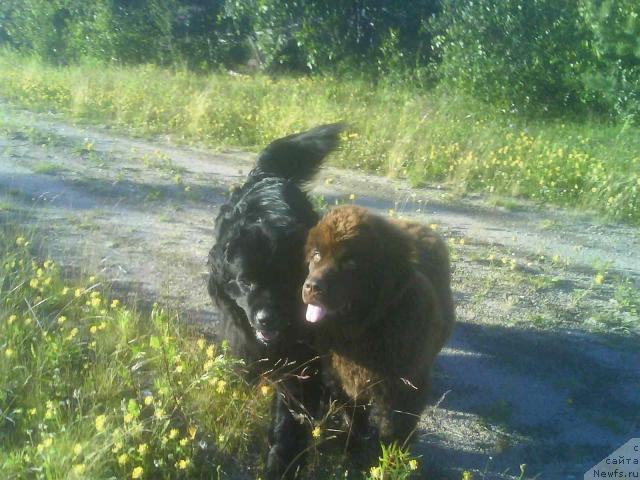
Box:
302, 205, 454, 444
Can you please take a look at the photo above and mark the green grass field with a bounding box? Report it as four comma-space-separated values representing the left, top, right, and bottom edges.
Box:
1, 51, 638, 225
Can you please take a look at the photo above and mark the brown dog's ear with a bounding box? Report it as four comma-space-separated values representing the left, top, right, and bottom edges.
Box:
369, 216, 414, 321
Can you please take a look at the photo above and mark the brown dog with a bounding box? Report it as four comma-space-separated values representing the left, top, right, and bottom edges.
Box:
302, 205, 454, 446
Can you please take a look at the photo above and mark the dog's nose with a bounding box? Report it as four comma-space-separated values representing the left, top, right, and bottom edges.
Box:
254, 309, 269, 327
303, 279, 324, 295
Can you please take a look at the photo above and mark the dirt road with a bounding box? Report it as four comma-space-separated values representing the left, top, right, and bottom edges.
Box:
1, 103, 638, 479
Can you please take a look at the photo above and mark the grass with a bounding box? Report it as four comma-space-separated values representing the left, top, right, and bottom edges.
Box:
0, 50, 639, 224
31, 161, 63, 175
0, 223, 421, 479
0, 224, 273, 479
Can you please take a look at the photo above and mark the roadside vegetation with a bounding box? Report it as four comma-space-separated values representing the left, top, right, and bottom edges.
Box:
0, 1, 639, 224
1, 51, 639, 225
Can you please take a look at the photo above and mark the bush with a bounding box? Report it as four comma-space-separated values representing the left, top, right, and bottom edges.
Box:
0, 0, 245, 68
432, 0, 594, 115
580, 0, 640, 121
224, 0, 439, 74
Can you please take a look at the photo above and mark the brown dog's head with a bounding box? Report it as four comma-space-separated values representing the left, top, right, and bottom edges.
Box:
302, 205, 412, 326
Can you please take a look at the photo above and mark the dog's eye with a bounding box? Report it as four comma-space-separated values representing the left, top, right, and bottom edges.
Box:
312, 250, 321, 263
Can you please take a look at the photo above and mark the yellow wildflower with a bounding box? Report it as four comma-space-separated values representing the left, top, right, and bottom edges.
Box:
90, 325, 98, 334
118, 453, 128, 465
188, 425, 197, 439
72, 464, 86, 475
144, 395, 153, 406
206, 345, 215, 358
177, 459, 190, 470
30, 278, 39, 289
123, 413, 133, 423
75, 288, 83, 297
91, 297, 101, 308
112, 441, 123, 453
261, 385, 271, 396
137, 443, 148, 455
311, 426, 321, 438
36, 268, 44, 278
73, 443, 83, 455
409, 459, 418, 471
5, 348, 15, 358
594, 274, 605, 285
8, 314, 17, 324
216, 380, 226, 394
95, 414, 107, 432
62, 287, 70, 295
154, 408, 165, 419
197, 338, 206, 350
370, 466, 381, 479
349, 193, 356, 201
169, 428, 179, 439
462, 471, 474, 480
131, 466, 143, 479
111, 299, 120, 309
15, 236, 26, 246
179, 437, 189, 446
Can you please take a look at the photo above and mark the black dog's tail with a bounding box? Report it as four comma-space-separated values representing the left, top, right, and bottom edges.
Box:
255, 122, 345, 185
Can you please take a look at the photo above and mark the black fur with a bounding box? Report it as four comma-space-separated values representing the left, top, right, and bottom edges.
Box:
207, 123, 344, 479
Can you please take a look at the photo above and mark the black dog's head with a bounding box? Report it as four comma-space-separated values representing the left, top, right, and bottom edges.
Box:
213, 178, 316, 345
208, 123, 343, 348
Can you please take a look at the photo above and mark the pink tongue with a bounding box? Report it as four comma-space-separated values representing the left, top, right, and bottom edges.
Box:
305, 304, 327, 323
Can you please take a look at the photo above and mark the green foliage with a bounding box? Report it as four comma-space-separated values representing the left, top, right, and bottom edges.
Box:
225, 0, 438, 74
0, 0, 244, 68
580, 0, 640, 120
365, 443, 420, 480
433, 0, 593, 114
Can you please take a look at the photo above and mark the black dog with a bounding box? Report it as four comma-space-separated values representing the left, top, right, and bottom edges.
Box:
207, 123, 343, 478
